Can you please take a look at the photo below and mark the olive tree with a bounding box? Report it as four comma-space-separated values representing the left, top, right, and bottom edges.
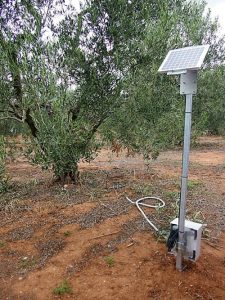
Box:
1, 0, 224, 183
101, 0, 225, 156
194, 65, 225, 135
0, 0, 82, 181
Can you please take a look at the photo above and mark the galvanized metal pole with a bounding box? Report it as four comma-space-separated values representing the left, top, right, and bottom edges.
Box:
176, 94, 193, 271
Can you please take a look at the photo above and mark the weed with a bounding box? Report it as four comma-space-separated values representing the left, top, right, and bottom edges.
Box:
87, 190, 97, 201
164, 191, 179, 200
155, 229, 170, 243
0, 180, 9, 194
171, 198, 179, 212
175, 179, 201, 190
19, 257, 36, 269
155, 204, 165, 215
105, 256, 114, 267
202, 228, 211, 239
132, 183, 153, 195
188, 180, 201, 190
53, 280, 73, 295
29, 178, 39, 186
63, 231, 72, 237
191, 210, 205, 223
0, 240, 6, 248
170, 179, 202, 198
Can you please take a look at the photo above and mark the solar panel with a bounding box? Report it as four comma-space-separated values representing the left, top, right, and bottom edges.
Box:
158, 45, 209, 74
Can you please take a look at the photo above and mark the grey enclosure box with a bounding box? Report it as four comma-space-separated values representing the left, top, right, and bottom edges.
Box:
180, 71, 197, 95
170, 218, 203, 261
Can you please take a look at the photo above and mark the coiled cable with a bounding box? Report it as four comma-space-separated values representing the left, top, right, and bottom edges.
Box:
126, 196, 165, 231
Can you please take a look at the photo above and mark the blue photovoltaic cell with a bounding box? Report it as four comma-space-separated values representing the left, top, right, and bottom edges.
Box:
159, 45, 209, 73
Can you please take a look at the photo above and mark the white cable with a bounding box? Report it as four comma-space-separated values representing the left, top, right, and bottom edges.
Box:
126, 196, 165, 232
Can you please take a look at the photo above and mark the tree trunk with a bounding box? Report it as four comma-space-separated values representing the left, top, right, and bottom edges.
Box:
25, 109, 38, 138
55, 165, 80, 185
10, 48, 38, 138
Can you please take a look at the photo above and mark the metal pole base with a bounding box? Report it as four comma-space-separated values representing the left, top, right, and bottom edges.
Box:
176, 251, 185, 271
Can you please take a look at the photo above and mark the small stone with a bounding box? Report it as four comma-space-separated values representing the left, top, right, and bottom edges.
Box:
19, 277, 23, 280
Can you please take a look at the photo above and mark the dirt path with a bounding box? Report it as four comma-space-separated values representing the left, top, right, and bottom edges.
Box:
0, 136, 225, 299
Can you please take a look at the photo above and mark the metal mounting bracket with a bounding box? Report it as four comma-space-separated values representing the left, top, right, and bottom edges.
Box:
180, 71, 197, 95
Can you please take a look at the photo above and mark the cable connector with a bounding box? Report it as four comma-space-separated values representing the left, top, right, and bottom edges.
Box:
167, 228, 179, 251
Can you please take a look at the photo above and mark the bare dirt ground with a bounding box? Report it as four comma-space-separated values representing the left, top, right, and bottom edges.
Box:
0, 136, 225, 300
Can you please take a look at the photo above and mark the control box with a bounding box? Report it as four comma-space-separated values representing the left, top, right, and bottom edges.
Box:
170, 218, 203, 261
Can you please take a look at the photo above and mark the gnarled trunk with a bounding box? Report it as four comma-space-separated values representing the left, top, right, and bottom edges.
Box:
54, 164, 80, 185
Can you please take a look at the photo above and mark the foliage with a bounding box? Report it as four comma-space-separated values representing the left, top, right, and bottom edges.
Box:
25, 91, 101, 181
0, 119, 28, 136
0, 0, 84, 181
101, 0, 225, 156
53, 280, 73, 295
195, 65, 225, 135
0, 0, 224, 183
55, 0, 164, 165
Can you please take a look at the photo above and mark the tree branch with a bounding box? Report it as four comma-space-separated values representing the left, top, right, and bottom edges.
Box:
0, 109, 15, 114
0, 116, 23, 122
85, 113, 109, 146
8, 103, 23, 120
10, 49, 23, 103
25, 109, 38, 137
42, 0, 52, 28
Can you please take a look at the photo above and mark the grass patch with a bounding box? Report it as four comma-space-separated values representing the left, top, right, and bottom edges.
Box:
132, 183, 153, 196
155, 229, 170, 243
19, 257, 36, 269
188, 179, 202, 189
0, 240, 6, 248
105, 256, 114, 267
174, 179, 202, 190
53, 280, 73, 295
164, 191, 179, 200
63, 231, 72, 237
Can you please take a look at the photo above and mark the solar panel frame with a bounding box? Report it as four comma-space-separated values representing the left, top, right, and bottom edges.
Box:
158, 45, 209, 74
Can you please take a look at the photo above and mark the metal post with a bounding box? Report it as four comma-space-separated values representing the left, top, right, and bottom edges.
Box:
176, 93, 193, 271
